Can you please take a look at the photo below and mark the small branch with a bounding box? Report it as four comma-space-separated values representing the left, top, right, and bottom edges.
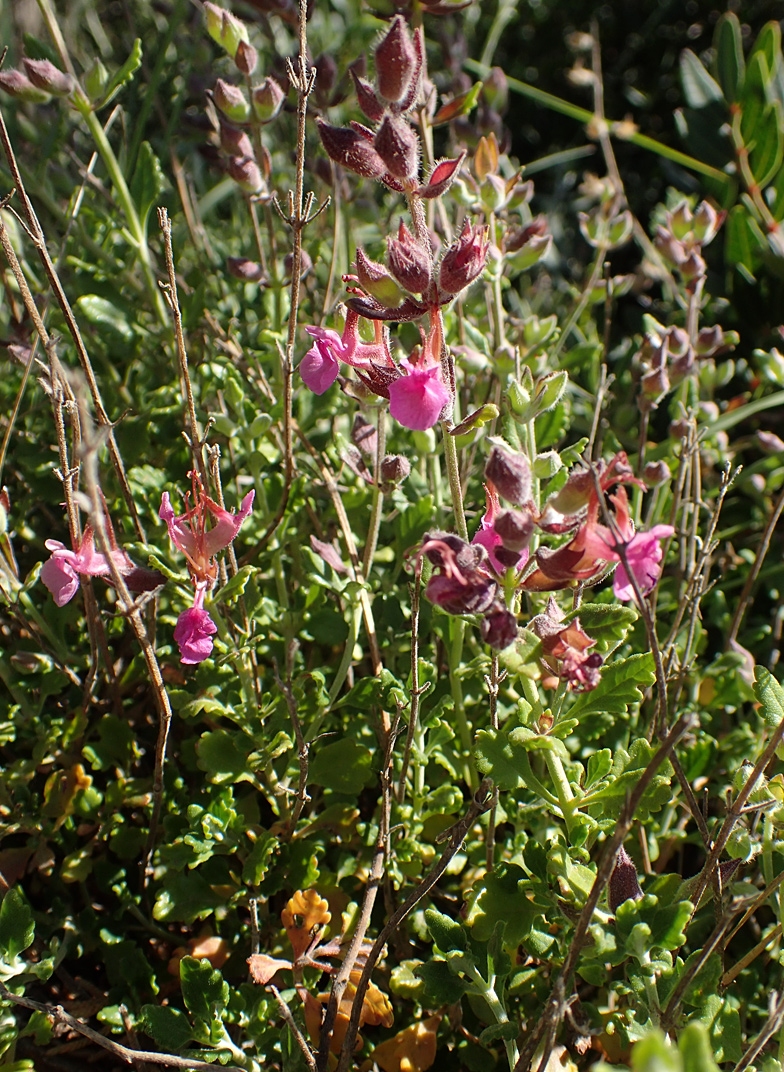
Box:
269, 985, 316, 1072
0, 981, 244, 1072
334, 779, 495, 1072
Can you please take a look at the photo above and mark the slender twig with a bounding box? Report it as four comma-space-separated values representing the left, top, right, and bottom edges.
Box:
726, 481, 784, 649
0, 106, 145, 540
277, 641, 310, 836
732, 991, 784, 1072
514, 715, 691, 1072
397, 569, 423, 803
660, 909, 740, 1030
318, 721, 397, 1072
158, 208, 205, 482
269, 985, 316, 1072
334, 779, 495, 1072
0, 980, 243, 1072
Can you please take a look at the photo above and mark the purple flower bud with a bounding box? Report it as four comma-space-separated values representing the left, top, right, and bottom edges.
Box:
608, 846, 643, 913
22, 58, 74, 97
426, 572, 497, 616
374, 15, 419, 104
227, 155, 264, 193
0, 69, 50, 102
351, 69, 385, 122
374, 115, 420, 181
387, 221, 432, 293
485, 442, 531, 506
227, 257, 266, 282
317, 118, 387, 179
351, 415, 378, 456
380, 453, 411, 487
642, 460, 670, 486
494, 508, 534, 552
355, 247, 405, 307
439, 221, 489, 295
283, 249, 313, 280
234, 40, 258, 76
481, 605, 518, 650
252, 77, 285, 123
219, 122, 254, 157
213, 79, 251, 123
693, 201, 722, 245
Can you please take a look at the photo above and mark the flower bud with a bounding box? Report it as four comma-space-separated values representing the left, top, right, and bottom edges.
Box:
227, 155, 264, 193
83, 58, 109, 102
351, 414, 378, 456
317, 118, 386, 179
380, 453, 411, 489
693, 200, 721, 245
757, 430, 784, 454
252, 77, 285, 123
214, 79, 251, 123
426, 572, 497, 616
386, 221, 431, 293
481, 605, 519, 650
608, 846, 643, 913
375, 15, 418, 104
351, 69, 385, 122
356, 248, 405, 307
494, 508, 533, 552
0, 69, 50, 102
642, 460, 670, 486
283, 249, 313, 279
439, 221, 489, 295
204, 2, 249, 56
227, 258, 265, 282
234, 40, 258, 76
485, 441, 531, 506
219, 122, 253, 157
374, 115, 420, 181
23, 58, 74, 97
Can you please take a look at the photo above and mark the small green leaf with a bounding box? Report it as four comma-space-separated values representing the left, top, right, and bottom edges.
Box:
679, 1021, 721, 1072
566, 653, 655, 740
0, 888, 35, 962
309, 738, 374, 795
680, 49, 724, 108
714, 13, 745, 103
562, 602, 637, 655
739, 52, 772, 149
76, 295, 136, 346
130, 141, 166, 231
140, 1006, 194, 1050
179, 956, 229, 1025
213, 565, 256, 605
425, 907, 467, 954
100, 38, 143, 107
415, 959, 469, 1004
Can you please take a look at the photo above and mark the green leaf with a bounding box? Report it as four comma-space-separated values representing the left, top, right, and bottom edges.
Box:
475, 723, 567, 793
130, 141, 165, 231
179, 956, 229, 1025
687, 993, 742, 1064
740, 52, 772, 149
679, 1021, 721, 1072
196, 729, 257, 785
153, 872, 224, 924
76, 295, 137, 346
725, 204, 764, 278
582, 738, 673, 818
140, 1006, 194, 1050
415, 959, 469, 1004
213, 564, 256, 605
425, 908, 467, 954
0, 888, 35, 962
309, 738, 374, 795
566, 653, 655, 740
466, 864, 538, 947
100, 38, 143, 107
680, 49, 724, 108
754, 665, 784, 758
714, 13, 745, 103
562, 602, 637, 655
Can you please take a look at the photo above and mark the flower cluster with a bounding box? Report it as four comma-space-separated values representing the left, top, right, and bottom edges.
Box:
301, 15, 491, 430
159, 474, 254, 664
528, 597, 603, 692
41, 511, 164, 607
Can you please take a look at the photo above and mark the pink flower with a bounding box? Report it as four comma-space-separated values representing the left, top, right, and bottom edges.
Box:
41, 521, 164, 606
610, 526, 675, 601
160, 474, 254, 665
472, 485, 530, 575
388, 361, 450, 429
174, 583, 217, 664
581, 489, 674, 602
159, 475, 254, 586
300, 310, 394, 395
300, 326, 345, 394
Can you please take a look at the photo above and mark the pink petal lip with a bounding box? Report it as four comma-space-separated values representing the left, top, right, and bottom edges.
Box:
388, 365, 451, 430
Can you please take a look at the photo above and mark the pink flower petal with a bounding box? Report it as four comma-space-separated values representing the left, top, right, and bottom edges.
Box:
300, 339, 340, 394
40, 550, 80, 606
388, 367, 451, 430
203, 490, 255, 557
174, 605, 218, 664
